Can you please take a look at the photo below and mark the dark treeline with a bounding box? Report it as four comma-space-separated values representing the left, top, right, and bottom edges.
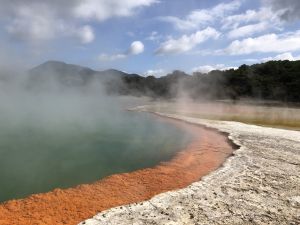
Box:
28, 60, 300, 102
117, 60, 300, 102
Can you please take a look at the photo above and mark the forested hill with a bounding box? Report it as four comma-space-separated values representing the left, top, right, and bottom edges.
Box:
119, 60, 300, 102
29, 60, 300, 102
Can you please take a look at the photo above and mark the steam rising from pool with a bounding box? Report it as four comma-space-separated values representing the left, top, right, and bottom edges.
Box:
0, 75, 192, 203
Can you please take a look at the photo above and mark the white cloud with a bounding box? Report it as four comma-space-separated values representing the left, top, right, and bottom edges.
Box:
222, 6, 284, 39
7, 6, 95, 44
146, 31, 162, 41
155, 27, 220, 55
1, 0, 157, 44
192, 64, 237, 73
6, 4, 59, 42
262, 52, 300, 62
162, 1, 240, 31
224, 31, 300, 55
4, 2, 94, 44
161, 1, 240, 30
223, 0, 300, 39
99, 40, 144, 61
76, 25, 95, 44
227, 22, 269, 39
128, 41, 144, 55
222, 7, 280, 30
144, 69, 165, 77
74, 0, 158, 21
98, 53, 127, 61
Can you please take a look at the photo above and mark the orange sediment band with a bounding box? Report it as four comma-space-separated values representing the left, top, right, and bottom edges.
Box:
0, 116, 235, 225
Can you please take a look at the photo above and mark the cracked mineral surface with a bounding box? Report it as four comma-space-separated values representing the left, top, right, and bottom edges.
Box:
80, 113, 300, 225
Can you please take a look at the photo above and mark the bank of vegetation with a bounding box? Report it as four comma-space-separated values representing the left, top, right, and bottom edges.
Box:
29, 60, 300, 103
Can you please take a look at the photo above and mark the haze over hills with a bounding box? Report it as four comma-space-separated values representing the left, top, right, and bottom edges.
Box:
29, 61, 139, 87
31, 61, 141, 77
27, 60, 300, 102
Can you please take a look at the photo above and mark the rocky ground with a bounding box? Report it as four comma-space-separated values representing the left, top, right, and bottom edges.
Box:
80, 112, 300, 225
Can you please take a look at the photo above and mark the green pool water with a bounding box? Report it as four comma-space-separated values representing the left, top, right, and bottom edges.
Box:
0, 105, 192, 203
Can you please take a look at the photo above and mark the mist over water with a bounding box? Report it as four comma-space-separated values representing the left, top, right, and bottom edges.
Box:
0, 72, 192, 203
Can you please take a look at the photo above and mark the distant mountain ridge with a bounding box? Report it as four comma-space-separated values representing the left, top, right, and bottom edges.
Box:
28, 60, 300, 102
30, 60, 139, 78
28, 60, 141, 87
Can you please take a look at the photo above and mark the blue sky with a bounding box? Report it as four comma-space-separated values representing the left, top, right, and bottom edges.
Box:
1, 0, 300, 76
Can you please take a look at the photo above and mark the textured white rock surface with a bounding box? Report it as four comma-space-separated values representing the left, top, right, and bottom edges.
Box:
79, 113, 300, 225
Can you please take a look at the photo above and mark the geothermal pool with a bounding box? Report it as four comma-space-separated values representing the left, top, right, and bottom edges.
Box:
0, 104, 192, 203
